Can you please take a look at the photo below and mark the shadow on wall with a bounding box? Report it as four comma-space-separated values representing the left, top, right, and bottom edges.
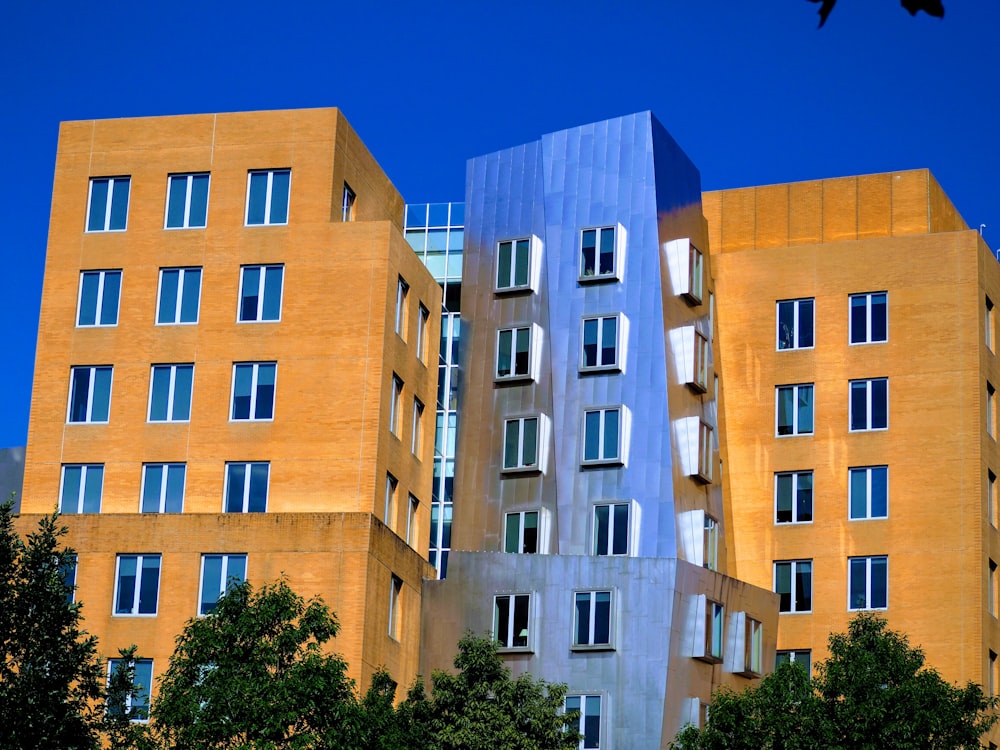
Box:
0, 447, 25, 513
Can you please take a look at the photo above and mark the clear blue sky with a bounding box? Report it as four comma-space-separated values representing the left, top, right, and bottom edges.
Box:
1, 0, 997, 449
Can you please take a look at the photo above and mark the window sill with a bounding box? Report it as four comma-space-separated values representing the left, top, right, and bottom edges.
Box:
571, 643, 615, 653
776, 432, 813, 438
495, 285, 534, 296
580, 365, 622, 376
686, 380, 709, 394
694, 653, 723, 665
682, 291, 703, 306
495, 375, 535, 385
578, 273, 620, 285
496, 646, 533, 655
691, 471, 712, 485
581, 458, 624, 469
500, 466, 542, 476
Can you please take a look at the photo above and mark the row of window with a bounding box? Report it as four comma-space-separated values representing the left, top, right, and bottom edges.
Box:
776, 378, 888, 436
775, 556, 888, 613
775, 466, 888, 523
85, 171, 357, 232
777, 292, 887, 350
493, 591, 616, 651
695, 600, 764, 677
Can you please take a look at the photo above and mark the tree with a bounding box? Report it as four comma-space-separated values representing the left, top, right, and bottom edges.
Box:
150, 578, 363, 749
808, 0, 945, 27
671, 613, 997, 750
0, 498, 105, 750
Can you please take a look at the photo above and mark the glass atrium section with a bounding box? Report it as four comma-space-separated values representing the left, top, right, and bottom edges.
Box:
405, 203, 463, 578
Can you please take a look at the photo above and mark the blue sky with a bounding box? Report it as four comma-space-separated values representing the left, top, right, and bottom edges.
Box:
1, 0, 998, 449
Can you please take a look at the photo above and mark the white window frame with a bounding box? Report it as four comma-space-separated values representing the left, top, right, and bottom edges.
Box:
244, 169, 290, 226
388, 575, 402, 639
230, 362, 277, 422
198, 553, 247, 616
696, 421, 713, 483
238, 265, 284, 323
77, 269, 121, 327
743, 616, 763, 676
502, 415, 545, 473
342, 183, 356, 222
990, 382, 997, 439
849, 465, 889, 520
59, 464, 104, 514
775, 383, 814, 437
416, 303, 429, 364
988, 296, 995, 353
495, 324, 540, 382
493, 592, 532, 652
564, 694, 603, 750
685, 243, 704, 304
147, 364, 194, 423
140, 463, 186, 513
690, 329, 710, 392
703, 599, 724, 662
411, 398, 424, 456
776, 298, 815, 351
164, 173, 210, 229
495, 236, 541, 293
504, 509, 541, 554
86, 176, 130, 232
389, 375, 403, 437
582, 406, 628, 467
106, 658, 153, 722
774, 559, 813, 614
774, 471, 813, 524
592, 501, 633, 557
406, 495, 418, 546
113, 554, 161, 616
849, 378, 888, 432
703, 514, 719, 571
848, 555, 888, 611
991, 559, 998, 617
395, 277, 409, 339
580, 314, 624, 373
67, 366, 113, 424
849, 291, 888, 345
223, 462, 269, 513
156, 267, 202, 325
572, 590, 614, 650
990, 470, 998, 528
384, 474, 397, 530
579, 224, 625, 283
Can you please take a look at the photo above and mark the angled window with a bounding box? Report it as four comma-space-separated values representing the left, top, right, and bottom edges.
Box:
593, 502, 630, 556
697, 421, 713, 482
406, 495, 418, 546
388, 575, 402, 639
77, 270, 121, 326
848, 555, 888, 610
703, 600, 724, 662
61, 554, 78, 604
87, 177, 130, 232
689, 329, 710, 392
573, 590, 613, 649
504, 510, 539, 554
849, 378, 888, 431
776, 384, 813, 436
494, 593, 531, 650
579, 225, 621, 282
988, 297, 995, 353
849, 291, 887, 344
395, 277, 409, 339
777, 298, 814, 350
849, 466, 888, 520
685, 244, 704, 304
775, 471, 813, 524
776, 650, 811, 676
416, 303, 430, 364
389, 375, 403, 437
148, 364, 193, 422
565, 695, 602, 750
774, 559, 812, 613
703, 514, 719, 571
991, 559, 998, 617
496, 237, 535, 292
503, 416, 540, 472
581, 315, 621, 372
68, 366, 112, 423
106, 658, 153, 722
342, 183, 356, 222
743, 616, 763, 676
991, 470, 998, 528
114, 554, 160, 615
384, 474, 398, 530
412, 398, 424, 456
238, 265, 283, 322
60, 464, 103, 514
245, 169, 290, 226
224, 462, 269, 513
140, 464, 185, 513
496, 325, 538, 381
165, 173, 209, 228
230, 363, 276, 421
157, 267, 202, 324
583, 406, 626, 466
990, 383, 997, 439
199, 554, 247, 615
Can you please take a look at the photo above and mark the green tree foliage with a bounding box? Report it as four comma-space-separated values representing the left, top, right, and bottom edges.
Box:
0, 498, 105, 750
671, 613, 997, 750
103, 646, 157, 750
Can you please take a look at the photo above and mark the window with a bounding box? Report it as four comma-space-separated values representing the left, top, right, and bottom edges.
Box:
690, 330, 709, 392
593, 503, 629, 556
777, 298, 814, 350
416, 304, 429, 364
496, 326, 536, 380
775, 471, 813, 524
849, 555, 888, 610
238, 265, 284, 322
497, 238, 532, 291
388, 575, 402, 639
990, 383, 997, 439
199, 554, 247, 615
503, 416, 540, 472
504, 510, 539, 554
573, 590, 612, 648
565, 695, 602, 750
165, 173, 209, 228
342, 183, 356, 222
148, 364, 194, 422
384, 474, 397, 529
991, 651, 998, 697
68, 366, 112, 423
77, 270, 121, 326
106, 658, 153, 721
494, 593, 531, 650
61, 555, 77, 604
580, 225, 619, 281
157, 267, 202, 324
390, 375, 403, 436
245, 169, 290, 225
583, 407, 625, 466
849, 378, 888, 431
776, 384, 813, 436
406, 495, 418, 545
743, 617, 763, 676
581, 315, 620, 371
703, 600, 724, 662
224, 462, 269, 513
849, 466, 888, 520
988, 297, 996, 353
412, 399, 424, 456
395, 277, 409, 339
703, 515, 719, 571
87, 176, 130, 232
776, 650, 811, 675
991, 470, 998, 528
140, 464, 185, 513
990, 559, 998, 617
697, 421, 713, 482
60, 464, 103, 514
774, 560, 812, 613
685, 244, 704, 304
849, 292, 887, 344
230, 363, 276, 421
114, 554, 161, 615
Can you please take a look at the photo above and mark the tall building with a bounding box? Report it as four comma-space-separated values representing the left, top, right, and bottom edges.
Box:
420, 112, 778, 748
704, 171, 1000, 738
17, 108, 440, 706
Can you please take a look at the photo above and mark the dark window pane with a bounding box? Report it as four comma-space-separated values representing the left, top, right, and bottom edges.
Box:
180, 269, 201, 322
269, 171, 290, 223
799, 299, 814, 347
109, 179, 129, 230
158, 270, 179, 323
88, 180, 109, 230
189, 174, 209, 226
167, 176, 188, 228
79, 273, 99, 325
100, 272, 120, 325
262, 267, 283, 320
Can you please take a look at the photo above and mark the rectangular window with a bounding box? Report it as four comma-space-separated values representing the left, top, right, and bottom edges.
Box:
744, 617, 763, 676
849, 466, 888, 519
496, 326, 535, 380
581, 315, 620, 371
165, 173, 209, 229
87, 176, 130, 232
68, 366, 112, 423
593, 503, 629, 556
406, 495, 418, 546
230, 363, 276, 421
849, 292, 887, 344
991, 651, 998, 697
776, 384, 813, 436
114, 554, 161, 615
991, 470, 998, 528
342, 183, 356, 222
774, 559, 813, 613
504, 510, 539, 554
990, 383, 997, 439
411, 399, 424, 456
140, 464, 185, 513
704, 515, 719, 571
705, 600, 724, 661
148, 364, 194, 422
990, 559, 998, 617
697, 421, 713, 482
503, 416, 539, 472
988, 297, 996, 353
776, 650, 812, 675
61, 554, 77, 604
689, 330, 710, 392
395, 278, 409, 339
565, 695, 602, 750
573, 590, 612, 648
775, 471, 813, 524
685, 244, 704, 304
416, 304, 429, 364
238, 265, 284, 322
384, 474, 397, 529
497, 238, 532, 291
583, 407, 625, 466
60, 464, 103, 514
580, 226, 619, 281
776, 298, 814, 350
388, 575, 402, 639
848, 555, 888, 610
157, 267, 202, 324
77, 270, 121, 326
390, 375, 403, 436
850, 378, 888, 431
199, 554, 247, 615
224, 462, 269, 513
494, 593, 531, 650
245, 169, 290, 226
106, 658, 153, 721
